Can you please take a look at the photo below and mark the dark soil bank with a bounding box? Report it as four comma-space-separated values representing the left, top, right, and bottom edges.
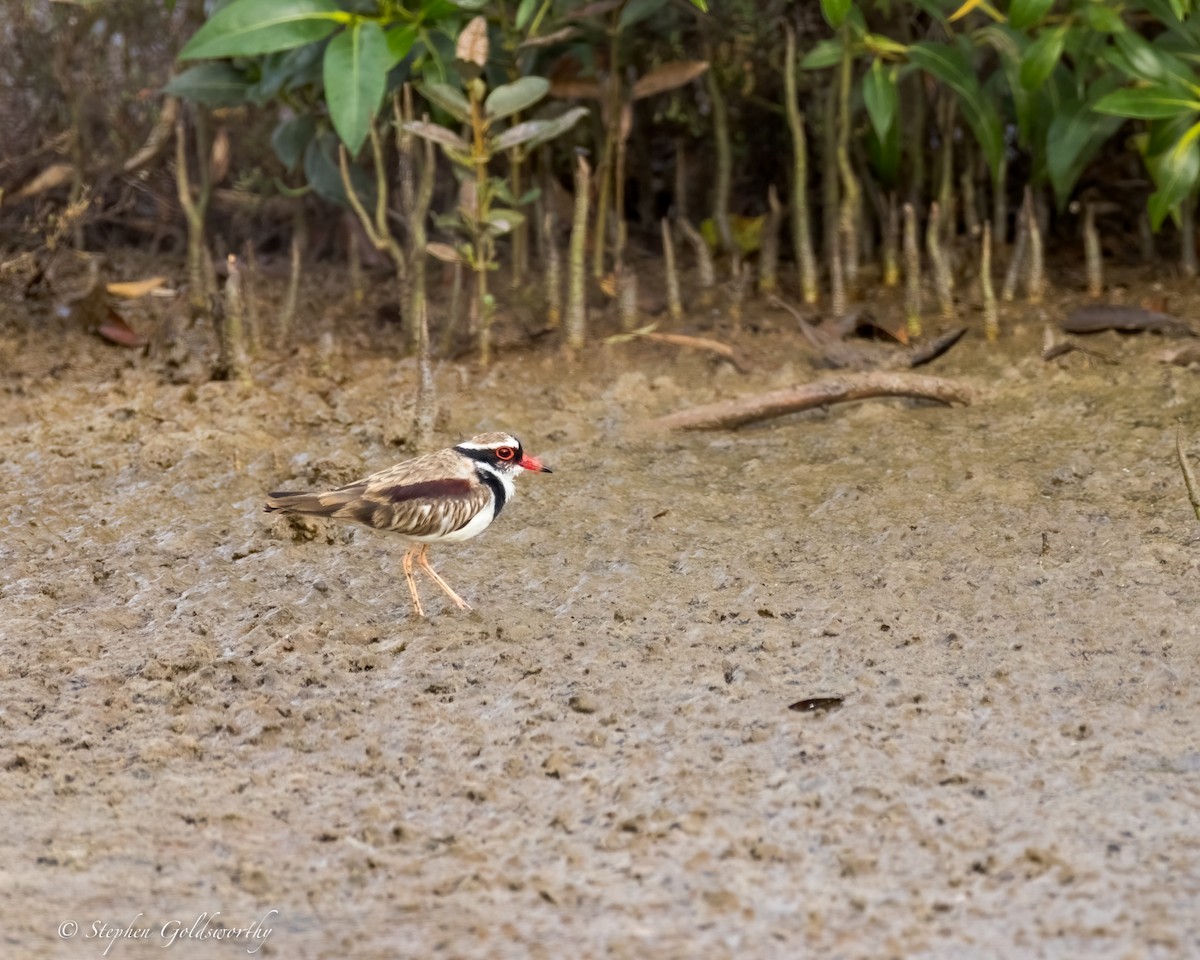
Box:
2, 298, 1199, 959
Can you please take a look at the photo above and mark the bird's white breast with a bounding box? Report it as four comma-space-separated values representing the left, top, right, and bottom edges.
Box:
432, 499, 497, 543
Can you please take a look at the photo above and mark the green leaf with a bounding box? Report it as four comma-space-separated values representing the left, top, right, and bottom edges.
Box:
1145, 124, 1200, 229
1082, 3, 1125, 33
820, 0, 852, 29
1046, 82, 1124, 208
516, 0, 538, 29
1008, 0, 1054, 30
385, 24, 418, 69
163, 64, 251, 106
421, 82, 472, 123
486, 208, 525, 235
1093, 86, 1200, 120
801, 38, 844, 70
178, 0, 341, 60
862, 59, 897, 140
908, 40, 1005, 179
403, 119, 471, 152
1111, 29, 1197, 90
449, 0, 490, 9
1020, 25, 1066, 90
246, 45, 323, 105
271, 113, 317, 171
323, 20, 389, 156
303, 130, 376, 208
490, 105, 587, 152
485, 76, 550, 120
619, 0, 668, 29
866, 99, 901, 188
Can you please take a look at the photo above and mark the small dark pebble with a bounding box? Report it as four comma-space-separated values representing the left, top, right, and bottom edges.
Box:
788, 697, 844, 713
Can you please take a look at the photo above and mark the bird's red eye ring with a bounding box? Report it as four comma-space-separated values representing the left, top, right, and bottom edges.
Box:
496, 446, 516, 461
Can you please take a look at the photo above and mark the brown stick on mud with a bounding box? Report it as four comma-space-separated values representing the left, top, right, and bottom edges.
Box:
648, 372, 974, 431
1176, 422, 1200, 521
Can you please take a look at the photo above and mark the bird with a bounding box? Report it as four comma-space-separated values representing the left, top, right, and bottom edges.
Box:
264, 432, 552, 616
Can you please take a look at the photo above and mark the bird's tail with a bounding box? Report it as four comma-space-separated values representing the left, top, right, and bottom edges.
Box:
264, 491, 345, 516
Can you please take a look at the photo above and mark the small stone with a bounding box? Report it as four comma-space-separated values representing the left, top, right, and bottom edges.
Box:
568, 693, 599, 714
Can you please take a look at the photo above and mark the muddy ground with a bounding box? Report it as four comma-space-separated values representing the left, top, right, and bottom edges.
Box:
2, 264, 1199, 960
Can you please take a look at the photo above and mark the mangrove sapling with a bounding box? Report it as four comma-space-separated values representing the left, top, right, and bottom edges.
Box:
584, 14, 708, 278
822, 86, 839, 284
1001, 200, 1029, 303
935, 97, 956, 241
961, 165, 981, 239
883, 191, 900, 287
406, 106, 437, 453
618, 266, 639, 332
565, 150, 590, 353
784, 24, 818, 305
981, 219, 999, 342
979, 219, 998, 343
830, 226, 847, 320
662, 218, 683, 322
239, 240, 262, 355
758, 185, 782, 296
707, 60, 734, 256
348, 225, 364, 305
174, 109, 213, 313
903, 201, 922, 337
728, 261, 749, 332
219, 254, 249, 382
1083, 201, 1102, 298
1023, 188, 1044, 304
927, 201, 955, 322
1182, 193, 1198, 279
544, 206, 563, 329
992, 153, 1008, 252
678, 216, 715, 307
835, 22, 860, 291
277, 205, 304, 347
401, 18, 585, 363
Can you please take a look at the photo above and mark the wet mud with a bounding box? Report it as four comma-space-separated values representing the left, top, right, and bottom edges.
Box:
2, 283, 1199, 958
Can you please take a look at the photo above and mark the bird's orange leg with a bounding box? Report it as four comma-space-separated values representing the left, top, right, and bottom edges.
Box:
402, 545, 426, 617
416, 544, 472, 611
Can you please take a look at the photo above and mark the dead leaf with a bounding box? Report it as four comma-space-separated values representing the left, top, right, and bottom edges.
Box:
456, 16, 488, 68
619, 102, 633, 142
107, 276, 168, 299
550, 78, 603, 100
13, 163, 76, 200
98, 308, 147, 348
426, 242, 463, 264
210, 126, 232, 184
519, 26, 580, 49
632, 61, 710, 100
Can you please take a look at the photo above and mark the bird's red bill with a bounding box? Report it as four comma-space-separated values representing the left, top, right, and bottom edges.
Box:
519, 453, 552, 473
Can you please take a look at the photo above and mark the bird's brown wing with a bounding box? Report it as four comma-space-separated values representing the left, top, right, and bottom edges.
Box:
267, 475, 490, 538
332, 476, 491, 537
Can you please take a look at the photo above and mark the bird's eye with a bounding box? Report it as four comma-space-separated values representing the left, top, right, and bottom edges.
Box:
496, 446, 516, 461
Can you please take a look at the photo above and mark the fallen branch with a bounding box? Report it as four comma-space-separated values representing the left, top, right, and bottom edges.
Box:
604, 325, 747, 371
647, 371, 975, 431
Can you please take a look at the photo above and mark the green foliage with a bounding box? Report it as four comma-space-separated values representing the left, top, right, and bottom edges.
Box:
165, 0, 1200, 273
323, 20, 389, 153
178, 0, 343, 60
908, 40, 1004, 180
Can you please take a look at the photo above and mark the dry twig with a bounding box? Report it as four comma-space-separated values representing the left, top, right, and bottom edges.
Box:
647, 372, 974, 431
